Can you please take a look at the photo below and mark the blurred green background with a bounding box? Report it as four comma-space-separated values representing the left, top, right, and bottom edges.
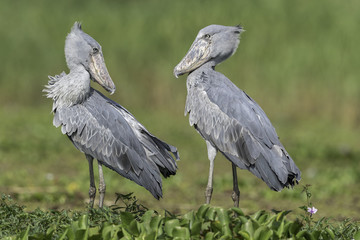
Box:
0, 0, 359, 220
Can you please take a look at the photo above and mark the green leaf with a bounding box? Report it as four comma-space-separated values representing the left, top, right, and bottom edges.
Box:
164, 219, 180, 237
141, 210, 155, 228
196, 204, 210, 219
120, 212, 140, 237
183, 211, 195, 222
276, 219, 284, 237
263, 215, 276, 226
219, 235, 232, 240
18, 226, 29, 240
58, 229, 68, 240
122, 228, 134, 239
324, 228, 335, 240
173, 226, 190, 239
251, 219, 260, 231
75, 229, 89, 240
233, 222, 242, 235
211, 220, 222, 232
239, 216, 248, 224
67, 216, 89, 240
242, 219, 254, 236
201, 221, 211, 232
120, 212, 135, 227
311, 230, 321, 239
230, 207, 245, 217
150, 215, 162, 232
289, 221, 302, 235
254, 226, 273, 240
295, 230, 307, 238
45, 224, 56, 237
128, 220, 140, 236
88, 226, 101, 239
143, 232, 156, 240
296, 230, 316, 240
215, 207, 230, 225
257, 214, 268, 224
238, 230, 251, 240
78, 215, 89, 230
65, 226, 75, 240
205, 232, 215, 240
275, 211, 285, 222
179, 217, 190, 227
101, 224, 118, 240
282, 221, 292, 236
252, 210, 266, 220
205, 207, 216, 221
190, 221, 201, 236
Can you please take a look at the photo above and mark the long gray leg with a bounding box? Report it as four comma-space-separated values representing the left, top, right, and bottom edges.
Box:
86, 154, 96, 208
97, 161, 106, 208
231, 163, 240, 207
205, 141, 217, 204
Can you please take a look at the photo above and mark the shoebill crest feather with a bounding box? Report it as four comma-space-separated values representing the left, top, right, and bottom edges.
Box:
174, 24, 300, 207
44, 22, 179, 208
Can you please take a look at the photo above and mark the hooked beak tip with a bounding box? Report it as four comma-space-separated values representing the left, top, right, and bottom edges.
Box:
173, 69, 179, 78
174, 72, 183, 79
106, 83, 116, 95
109, 88, 115, 95
173, 66, 184, 78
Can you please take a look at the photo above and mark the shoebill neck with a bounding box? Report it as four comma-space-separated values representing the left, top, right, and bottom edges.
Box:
190, 61, 217, 75
52, 65, 91, 109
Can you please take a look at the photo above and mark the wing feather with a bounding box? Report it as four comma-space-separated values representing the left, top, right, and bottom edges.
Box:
186, 71, 300, 190
52, 89, 178, 198
53, 90, 164, 198
105, 95, 179, 177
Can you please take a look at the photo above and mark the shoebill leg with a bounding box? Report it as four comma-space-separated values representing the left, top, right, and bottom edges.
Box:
231, 163, 240, 207
205, 141, 217, 204
86, 154, 96, 208
97, 161, 106, 208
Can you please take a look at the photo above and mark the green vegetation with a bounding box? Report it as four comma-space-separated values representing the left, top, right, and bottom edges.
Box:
1, 193, 359, 239
0, 0, 359, 237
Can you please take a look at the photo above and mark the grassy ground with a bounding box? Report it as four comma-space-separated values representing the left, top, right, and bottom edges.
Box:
0, 0, 359, 222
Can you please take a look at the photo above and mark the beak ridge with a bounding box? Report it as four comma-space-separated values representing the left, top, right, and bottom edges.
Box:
89, 53, 116, 94
174, 38, 211, 77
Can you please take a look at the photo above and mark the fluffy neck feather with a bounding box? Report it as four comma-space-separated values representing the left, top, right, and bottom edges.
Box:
44, 65, 91, 111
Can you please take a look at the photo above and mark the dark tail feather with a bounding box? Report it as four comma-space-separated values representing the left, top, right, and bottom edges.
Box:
90, 147, 163, 200
140, 130, 179, 178
222, 151, 300, 191
150, 135, 179, 177
101, 157, 163, 200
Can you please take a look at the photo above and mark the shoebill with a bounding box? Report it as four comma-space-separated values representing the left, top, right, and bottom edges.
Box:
174, 24, 300, 207
44, 22, 179, 208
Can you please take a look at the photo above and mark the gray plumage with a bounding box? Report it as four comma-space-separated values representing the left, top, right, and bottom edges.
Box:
174, 24, 300, 206
44, 22, 178, 207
